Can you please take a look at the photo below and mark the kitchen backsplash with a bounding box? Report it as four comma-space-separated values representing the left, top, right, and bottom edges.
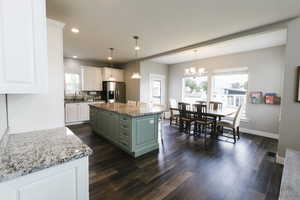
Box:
65, 91, 103, 101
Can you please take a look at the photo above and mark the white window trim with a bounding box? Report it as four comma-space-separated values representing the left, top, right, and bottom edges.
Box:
181, 68, 249, 118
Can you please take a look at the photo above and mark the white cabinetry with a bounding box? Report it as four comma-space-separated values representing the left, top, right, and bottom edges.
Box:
0, 0, 48, 94
102, 67, 124, 82
65, 103, 79, 123
0, 157, 89, 200
65, 102, 104, 124
81, 66, 102, 91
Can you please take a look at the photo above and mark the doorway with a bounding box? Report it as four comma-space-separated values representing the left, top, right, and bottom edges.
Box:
150, 74, 166, 105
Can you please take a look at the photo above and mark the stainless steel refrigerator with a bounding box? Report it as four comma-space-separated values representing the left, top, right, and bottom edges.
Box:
102, 81, 126, 103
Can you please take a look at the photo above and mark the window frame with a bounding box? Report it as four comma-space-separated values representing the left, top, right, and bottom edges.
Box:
64, 73, 81, 95
181, 68, 249, 120
182, 76, 209, 104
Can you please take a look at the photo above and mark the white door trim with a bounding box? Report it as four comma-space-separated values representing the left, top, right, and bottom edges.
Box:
149, 74, 166, 105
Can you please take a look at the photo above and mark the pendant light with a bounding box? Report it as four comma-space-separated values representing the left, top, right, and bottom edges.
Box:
108, 48, 115, 81
107, 48, 113, 61
131, 36, 142, 79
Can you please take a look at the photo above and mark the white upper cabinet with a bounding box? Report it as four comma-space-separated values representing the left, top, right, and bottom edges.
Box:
0, 0, 48, 94
102, 67, 124, 82
81, 66, 102, 91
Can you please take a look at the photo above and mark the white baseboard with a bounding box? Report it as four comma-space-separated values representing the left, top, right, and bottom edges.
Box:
240, 128, 279, 140
276, 155, 285, 165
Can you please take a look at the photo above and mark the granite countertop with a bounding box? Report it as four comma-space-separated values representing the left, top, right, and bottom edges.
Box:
65, 100, 105, 104
0, 127, 92, 183
279, 149, 300, 200
90, 103, 166, 117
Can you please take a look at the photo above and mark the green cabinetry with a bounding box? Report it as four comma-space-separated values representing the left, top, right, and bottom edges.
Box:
90, 107, 160, 157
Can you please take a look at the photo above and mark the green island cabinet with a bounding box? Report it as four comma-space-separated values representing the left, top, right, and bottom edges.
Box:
90, 106, 160, 157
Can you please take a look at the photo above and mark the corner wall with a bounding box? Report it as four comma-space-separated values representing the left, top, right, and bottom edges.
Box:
278, 17, 300, 157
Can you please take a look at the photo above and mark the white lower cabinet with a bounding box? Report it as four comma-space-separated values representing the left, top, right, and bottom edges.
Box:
65, 102, 104, 124
0, 157, 89, 200
65, 103, 79, 123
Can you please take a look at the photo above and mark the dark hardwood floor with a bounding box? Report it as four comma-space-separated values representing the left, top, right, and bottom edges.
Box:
68, 122, 283, 200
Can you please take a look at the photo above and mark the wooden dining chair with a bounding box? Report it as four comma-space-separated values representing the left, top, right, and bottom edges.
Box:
217, 104, 243, 143
209, 101, 223, 110
127, 100, 137, 105
178, 102, 193, 134
169, 99, 179, 126
170, 108, 180, 126
193, 104, 214, 148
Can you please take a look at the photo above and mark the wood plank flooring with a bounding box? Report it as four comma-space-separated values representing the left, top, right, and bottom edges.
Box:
68, 122, 283, 200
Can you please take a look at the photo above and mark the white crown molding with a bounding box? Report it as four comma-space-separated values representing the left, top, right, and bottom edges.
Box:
47, 18, 65, 29
240, 128, 279, 140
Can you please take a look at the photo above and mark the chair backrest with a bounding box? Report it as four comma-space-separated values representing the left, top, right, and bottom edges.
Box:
233, 105, 244, 128
194, 104, 207, 113
169, 98, 178, 108
209, 101, 223, 110
178, 102, 190, 118
194, 104, 208, 120
127, 100, 137, 105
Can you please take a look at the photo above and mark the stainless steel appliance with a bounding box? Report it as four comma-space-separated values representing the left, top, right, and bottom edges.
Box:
102, 81, 126, 103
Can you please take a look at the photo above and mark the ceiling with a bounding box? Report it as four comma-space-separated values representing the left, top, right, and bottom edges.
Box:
46, 0, 300, 64
151, 29, 287, 64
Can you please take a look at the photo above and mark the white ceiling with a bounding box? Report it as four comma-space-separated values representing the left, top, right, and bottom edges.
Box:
46, 0, 300, 63
151, 29, 287, 64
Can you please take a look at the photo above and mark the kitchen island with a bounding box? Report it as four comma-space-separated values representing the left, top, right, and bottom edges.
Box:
89, 103, 165, 157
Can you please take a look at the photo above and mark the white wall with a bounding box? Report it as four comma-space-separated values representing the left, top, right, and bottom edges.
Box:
278, 18, 300, 157
6, 20, 65, 133
140, 61, 169, 104
168, 46, 285, 134
0, 95, 7, 140
124, 62, 140, 101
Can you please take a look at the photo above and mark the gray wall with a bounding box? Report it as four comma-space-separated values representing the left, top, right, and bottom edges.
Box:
168, 46, 285, 134
124, 62, 140, 101
0, 95, 7, 140
140, 61, 169, 104
278, 18, 300, 157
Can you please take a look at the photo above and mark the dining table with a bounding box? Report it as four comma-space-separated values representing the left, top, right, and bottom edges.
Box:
170, 106, 237, 137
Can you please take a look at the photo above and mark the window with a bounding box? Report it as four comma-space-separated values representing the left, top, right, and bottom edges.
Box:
182, 76, 208, 103
212, 73, 248, 116
65, 73, 80, 95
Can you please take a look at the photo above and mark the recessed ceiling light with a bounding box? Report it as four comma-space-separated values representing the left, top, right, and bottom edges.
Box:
71, 28, 79, 33
72, 56, 78, 59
